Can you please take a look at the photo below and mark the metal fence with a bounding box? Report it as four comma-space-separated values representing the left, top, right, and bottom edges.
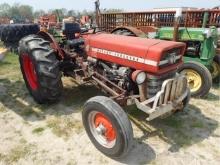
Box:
99, 10, 220, 32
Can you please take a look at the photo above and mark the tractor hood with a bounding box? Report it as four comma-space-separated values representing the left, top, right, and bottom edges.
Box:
85, 33, 185, 74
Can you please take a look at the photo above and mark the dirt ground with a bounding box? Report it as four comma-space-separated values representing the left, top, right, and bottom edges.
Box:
0, 54, 220, 165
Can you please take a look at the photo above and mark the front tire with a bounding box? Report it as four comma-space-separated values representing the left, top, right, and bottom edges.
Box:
18, 35, 63, 104
82, 96, 133, 158
178, 61, 212, 98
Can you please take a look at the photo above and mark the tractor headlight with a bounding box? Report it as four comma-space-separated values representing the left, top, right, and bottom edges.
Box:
132, 71, 147, 85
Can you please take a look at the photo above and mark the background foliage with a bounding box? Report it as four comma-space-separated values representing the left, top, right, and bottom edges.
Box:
0, 3, 123, 23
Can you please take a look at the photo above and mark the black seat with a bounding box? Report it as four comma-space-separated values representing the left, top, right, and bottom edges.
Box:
66, 38, 84, 47
62, 22, 84, 47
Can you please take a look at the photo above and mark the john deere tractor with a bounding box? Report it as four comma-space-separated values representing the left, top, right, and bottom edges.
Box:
156, 26, 218, 97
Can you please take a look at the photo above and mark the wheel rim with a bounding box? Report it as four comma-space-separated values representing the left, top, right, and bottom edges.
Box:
211, 61, 220, 79
88, 111, 116, 149
183, 69, 202, 93
22, 54, 38, 90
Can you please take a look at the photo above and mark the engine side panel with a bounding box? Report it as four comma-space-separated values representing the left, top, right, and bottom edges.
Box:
85, 34, 185, 75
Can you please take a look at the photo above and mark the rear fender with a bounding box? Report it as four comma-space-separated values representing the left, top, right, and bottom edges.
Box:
37, 31, 65, 59
111, 26, 146, 37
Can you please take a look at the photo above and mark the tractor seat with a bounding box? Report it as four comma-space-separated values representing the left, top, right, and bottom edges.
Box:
62, 22, 84, 47
62, 22, 81, 40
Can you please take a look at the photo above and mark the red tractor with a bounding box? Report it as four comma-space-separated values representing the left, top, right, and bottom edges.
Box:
18, 21, 190, 158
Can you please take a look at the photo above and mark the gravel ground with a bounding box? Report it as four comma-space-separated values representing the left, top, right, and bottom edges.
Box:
0, 54, 220, 165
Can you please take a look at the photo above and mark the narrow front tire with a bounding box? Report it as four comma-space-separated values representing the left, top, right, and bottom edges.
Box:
82, 96, 133, 158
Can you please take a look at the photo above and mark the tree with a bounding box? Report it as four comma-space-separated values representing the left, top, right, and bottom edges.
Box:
0, 3, 10, 17
8, 3, 21, 21
67, 10, 76, 17
34, 10, 46, 18
3, 3, 34, 23
19, 5, 34, 22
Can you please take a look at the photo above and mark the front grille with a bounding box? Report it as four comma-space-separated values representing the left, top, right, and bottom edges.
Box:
146, 72, 188, 106
146, 71, 176, 98
159, 48, 183, 69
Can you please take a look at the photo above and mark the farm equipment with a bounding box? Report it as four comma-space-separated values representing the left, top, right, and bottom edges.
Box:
96, 1, 220, 97
0, 17, 10, 24
0, 24, 39, 52
155, 26, 217, 96
15, 18, 190, 158
38, 9, 63, 32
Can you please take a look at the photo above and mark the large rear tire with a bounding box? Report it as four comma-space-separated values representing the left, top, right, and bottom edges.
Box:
212, 55, 220, 83
178, 61, 212, 98
1, 24, 39, 52
18, 35, 63, 104
111, 27, 146, 37
82, 96, 133, 158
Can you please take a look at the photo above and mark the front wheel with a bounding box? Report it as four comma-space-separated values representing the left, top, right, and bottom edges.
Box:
82, 96, 133, 158
178, 61, 212, 98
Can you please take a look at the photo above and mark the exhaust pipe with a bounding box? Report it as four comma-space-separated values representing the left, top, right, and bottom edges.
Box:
173, 8, 182, 41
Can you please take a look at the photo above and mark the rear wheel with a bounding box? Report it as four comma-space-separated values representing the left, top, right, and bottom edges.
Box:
178, 61, 212, 98
19, 35, 63, 104
82, 96, 133, 158
111, 27, 146, 37
211, 55, 220, 83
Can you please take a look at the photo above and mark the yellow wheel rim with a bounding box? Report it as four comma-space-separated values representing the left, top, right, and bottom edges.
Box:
183, 69, 202, 93
211, 61, 220, 79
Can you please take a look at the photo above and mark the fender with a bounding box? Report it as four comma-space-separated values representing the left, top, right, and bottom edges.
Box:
111, 26, 146, 37
37, 31, 65, 59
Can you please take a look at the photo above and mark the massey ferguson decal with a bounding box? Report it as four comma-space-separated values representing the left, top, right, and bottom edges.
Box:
91, 47, 158, 66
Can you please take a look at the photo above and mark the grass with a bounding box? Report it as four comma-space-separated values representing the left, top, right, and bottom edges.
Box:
47, 116, 83, 139
162, 116, 184, 129
0, 54, 47, 119
61, 83, 102, 107
0, 103, 6, 112
4, 145, 31, 163
0, 53, 20, 76
32, 127, 45, 134
191, 120, 205, 128
0, 41, 4, 47
67, 160, 77, 165
0, 138, 34, 164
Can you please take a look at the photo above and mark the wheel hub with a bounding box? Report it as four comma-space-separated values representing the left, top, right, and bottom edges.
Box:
95, 113, 116, 141
88, 111, 116, 148
22, 54, 38, 90
96, 124, 106, 136
184, 69, 202, 93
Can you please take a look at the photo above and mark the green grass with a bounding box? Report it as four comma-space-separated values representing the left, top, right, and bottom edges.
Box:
0, 53, 20, 75
0, 41, 4, 47
47, 116, 83, 139
162, 116, 184, 129
191, 120, 205, 128
0, 138, 34, 164
0, 104, 6, 112
61, 83, 102, 107
32, 127, 45, 134
4, 145, 31, 163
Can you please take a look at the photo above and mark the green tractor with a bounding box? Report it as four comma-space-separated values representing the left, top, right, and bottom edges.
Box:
154, 10, 220, 97
156, 26, 219, 97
